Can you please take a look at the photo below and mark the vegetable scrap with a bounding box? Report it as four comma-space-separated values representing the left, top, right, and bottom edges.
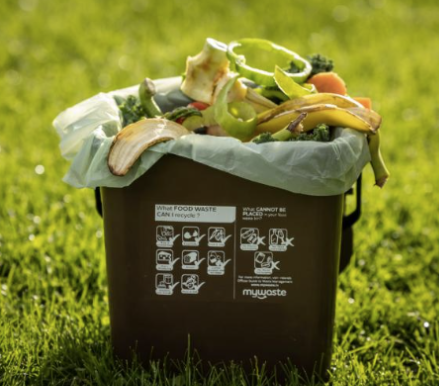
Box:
108, 37, 390, 187
306, 54, 334, 77
307, 72, 348, 95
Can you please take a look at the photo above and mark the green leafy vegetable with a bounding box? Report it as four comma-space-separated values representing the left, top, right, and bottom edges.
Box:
307, 54, 334, 77
182, 106, 217, 130
214, 75, 257, 140
253, 122, 331, 144
292, 124, 331, 142
274, 66, 313, 99
252, 132, 279, 144
286, 61, 301, 74
138, 78, 163, 117
115, 95, 147, 128
227, 38, 312, 87
257, 87, 289, 104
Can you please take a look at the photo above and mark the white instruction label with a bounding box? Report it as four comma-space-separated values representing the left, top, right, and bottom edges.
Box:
156, 226, 180, 248
240, 228, 266, 251
181, 274, 205, 294
207, 251, 231, 275
155, 205, 236, 223
155, 274, 179, 296
254, 251, 280, 275
181, 250, 205, 270
208, 227, 232, 247
268, 228, 294, 252
156, 249, 180, 271
182, 226, 206, 246
152, 203, 295, 301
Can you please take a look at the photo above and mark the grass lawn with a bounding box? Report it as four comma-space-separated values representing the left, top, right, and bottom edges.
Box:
1, 0, 439, 384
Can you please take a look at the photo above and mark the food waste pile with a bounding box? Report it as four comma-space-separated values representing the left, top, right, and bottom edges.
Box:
61, 38, 390, 189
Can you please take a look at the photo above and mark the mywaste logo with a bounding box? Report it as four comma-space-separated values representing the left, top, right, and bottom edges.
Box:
242, 288, 287, 300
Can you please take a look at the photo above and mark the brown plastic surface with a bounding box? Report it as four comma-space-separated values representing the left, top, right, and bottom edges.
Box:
102, 154, 343, 377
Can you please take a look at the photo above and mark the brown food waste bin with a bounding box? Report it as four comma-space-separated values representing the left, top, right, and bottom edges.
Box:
99, 154, 361, 378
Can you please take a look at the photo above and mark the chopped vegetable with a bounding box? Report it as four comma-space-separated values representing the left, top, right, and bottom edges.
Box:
303, 83, 317, 93
252, 132, 279, 144
307, 72, 347, 95
115, 95, 147, 127
307, 54, 334, 77
258, 87, 289, 104
253, 123, 331, 144
139, 78, 163, 117
181, 105, 218, 131
181, 115, 205, 130
294, 124, 330, 142
214, 75, 257, 140
227, 38, 312, 87
188, 101, 210, 111
286, 61, 301, 74
274, 66, 313, 99
353, 97, 372, 109
163, 106, 202, 122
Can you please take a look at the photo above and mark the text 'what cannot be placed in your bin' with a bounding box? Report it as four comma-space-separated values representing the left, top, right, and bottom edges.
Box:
153, 204, 295, 301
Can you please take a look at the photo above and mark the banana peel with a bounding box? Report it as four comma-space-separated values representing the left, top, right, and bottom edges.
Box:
108, 118, 189, 176
256, 100, 389, 186
257, 92, 364, 125
346, 107, 382, 131
368, 130, 390, 187
256, 103, 381, 135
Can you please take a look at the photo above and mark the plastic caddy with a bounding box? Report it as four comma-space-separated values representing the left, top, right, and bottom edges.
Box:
53, 77, 370, 377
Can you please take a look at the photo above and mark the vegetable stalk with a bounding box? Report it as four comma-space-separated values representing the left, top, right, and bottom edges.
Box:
227, 39, 312, 87
214, 75, 257, 140
139, 78, 163, 118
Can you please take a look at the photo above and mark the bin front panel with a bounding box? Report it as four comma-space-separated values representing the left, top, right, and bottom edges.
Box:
102, 155, 343, 374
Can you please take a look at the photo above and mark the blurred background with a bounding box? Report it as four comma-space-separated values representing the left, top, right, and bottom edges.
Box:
1, 0, 438, 197
1, 0, 438, 384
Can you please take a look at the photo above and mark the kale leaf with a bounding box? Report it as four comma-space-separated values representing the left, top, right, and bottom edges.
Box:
291, 124, 331, 142
306, 54, 334, 77
252, 132, 279, 144
114, 95, 147, 127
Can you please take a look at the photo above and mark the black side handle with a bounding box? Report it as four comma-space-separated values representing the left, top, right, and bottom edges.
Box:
339, 174, 362, 273
342, 173, 362, 230
95, 188, 103, 218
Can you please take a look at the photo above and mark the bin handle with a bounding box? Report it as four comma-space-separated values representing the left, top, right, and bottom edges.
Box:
95, 188, 103, 218
342, 173, 362, 230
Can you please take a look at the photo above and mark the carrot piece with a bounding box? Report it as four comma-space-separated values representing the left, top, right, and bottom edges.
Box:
307, 72, 347, 95
353, 97, 372, 109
